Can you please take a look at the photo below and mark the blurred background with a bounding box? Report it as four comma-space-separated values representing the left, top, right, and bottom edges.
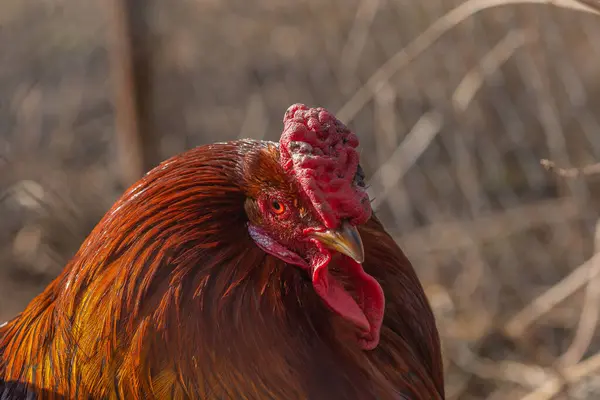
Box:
2, 0, 600, 398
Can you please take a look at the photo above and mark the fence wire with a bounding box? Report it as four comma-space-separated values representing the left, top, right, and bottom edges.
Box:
2, 0, 600, 398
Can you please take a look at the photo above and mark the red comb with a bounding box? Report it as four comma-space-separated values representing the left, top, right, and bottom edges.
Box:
279, 104, 371, 229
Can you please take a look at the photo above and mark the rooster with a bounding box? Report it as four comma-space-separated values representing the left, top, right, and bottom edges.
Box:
0, 104, 444, 399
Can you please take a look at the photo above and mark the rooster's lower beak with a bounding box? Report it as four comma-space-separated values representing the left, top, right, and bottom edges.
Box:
310, 221, 365, 263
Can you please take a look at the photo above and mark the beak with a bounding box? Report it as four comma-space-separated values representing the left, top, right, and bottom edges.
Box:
310, 221, 365, 263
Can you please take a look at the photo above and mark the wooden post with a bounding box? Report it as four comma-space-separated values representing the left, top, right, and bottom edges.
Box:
106, 0, 159, 188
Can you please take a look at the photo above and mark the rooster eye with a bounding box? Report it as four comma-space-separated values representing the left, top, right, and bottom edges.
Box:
270, 200, 285, 215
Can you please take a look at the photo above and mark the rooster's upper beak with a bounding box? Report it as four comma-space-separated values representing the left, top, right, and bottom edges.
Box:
310, 221, 365, 263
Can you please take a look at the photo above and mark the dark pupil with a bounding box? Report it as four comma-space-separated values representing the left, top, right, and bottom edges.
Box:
272, 201, 281, 210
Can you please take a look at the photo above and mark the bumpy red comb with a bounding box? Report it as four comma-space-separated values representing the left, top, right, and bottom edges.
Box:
279, 104, 371, 229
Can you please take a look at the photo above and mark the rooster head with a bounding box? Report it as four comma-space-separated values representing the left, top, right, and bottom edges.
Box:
243, 104, 385, 350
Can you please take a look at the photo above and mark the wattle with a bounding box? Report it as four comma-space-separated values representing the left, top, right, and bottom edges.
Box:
310, 252, 385, 350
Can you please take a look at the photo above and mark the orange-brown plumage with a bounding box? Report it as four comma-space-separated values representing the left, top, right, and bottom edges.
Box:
0, 105, 444, 399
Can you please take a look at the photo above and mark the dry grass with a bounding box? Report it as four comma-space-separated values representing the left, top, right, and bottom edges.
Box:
2, 0, 600, 398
